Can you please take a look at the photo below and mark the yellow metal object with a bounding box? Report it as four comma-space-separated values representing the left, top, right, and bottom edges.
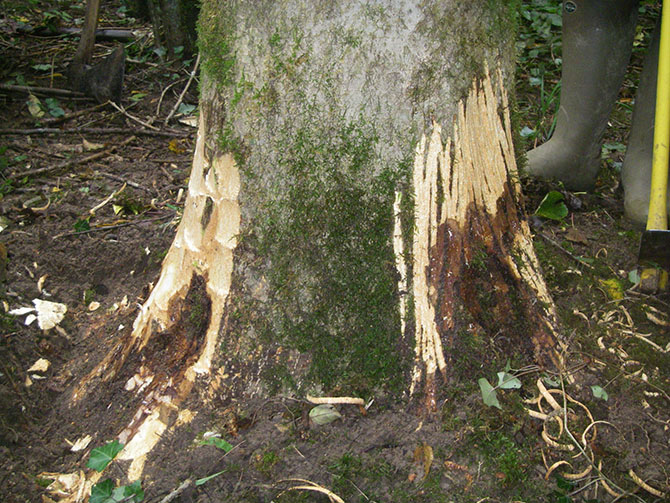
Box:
640, 268, 669, 293
640, 1, 670, 291
647, 0, 670, 230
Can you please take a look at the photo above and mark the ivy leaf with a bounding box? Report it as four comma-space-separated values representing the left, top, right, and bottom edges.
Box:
478, 378, 501, 409
497, 371, 521, 389
535, 191, 568, 221
90, 479, 143, 503
74, 218, 90, 233
87, 440, 124, 472
112, 480, 144, 502
591, 385, 609, 401
90, 479, 114, 503
199, 436, 233, 452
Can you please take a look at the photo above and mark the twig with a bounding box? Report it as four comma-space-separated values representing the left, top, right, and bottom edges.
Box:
164, 52, 200, 125
537, 231, 595, 269
0, 127, 189, 137
108, 101, 160, 131
90, 183, 126, 215
98, 171, 153, 193
0, 84, 86, 98
155, 77, 187, 120
9, 136, 135, 180
156, 479, 192, 503
41, 102, 109, 124
52, 212, 175, 239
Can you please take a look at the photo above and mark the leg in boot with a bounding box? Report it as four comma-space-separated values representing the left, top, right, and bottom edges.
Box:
527, 0, 638, 190
622, 15, 670, 226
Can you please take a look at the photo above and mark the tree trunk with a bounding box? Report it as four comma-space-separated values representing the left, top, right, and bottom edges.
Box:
51, 0, 563, 496
143, 0, 199, 58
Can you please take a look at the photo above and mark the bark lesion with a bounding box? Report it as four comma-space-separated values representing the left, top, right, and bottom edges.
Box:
408, 67, 562, 411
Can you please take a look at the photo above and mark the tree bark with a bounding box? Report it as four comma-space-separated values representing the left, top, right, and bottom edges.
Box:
143, 0, 199, 58
49, 0, 563, 495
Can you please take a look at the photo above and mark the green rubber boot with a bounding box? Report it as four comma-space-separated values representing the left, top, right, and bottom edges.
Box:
526, 0, 639, 190
622, 16, 670, 226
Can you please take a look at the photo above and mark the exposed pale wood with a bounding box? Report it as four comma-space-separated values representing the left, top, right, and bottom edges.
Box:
408, 67, 561, 409
71, 100, 240, 480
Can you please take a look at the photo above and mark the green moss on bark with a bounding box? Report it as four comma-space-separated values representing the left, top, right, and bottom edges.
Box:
199, 0, 517, 396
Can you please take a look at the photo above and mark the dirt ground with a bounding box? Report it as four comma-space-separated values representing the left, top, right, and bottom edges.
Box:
1, 2, 669, 503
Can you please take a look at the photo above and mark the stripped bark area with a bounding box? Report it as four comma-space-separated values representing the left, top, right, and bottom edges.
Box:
70, 85, 240, 481
409, 68, 562, 411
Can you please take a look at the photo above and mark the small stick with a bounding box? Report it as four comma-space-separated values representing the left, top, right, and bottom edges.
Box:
158, 164, 176, 183
164, 53, 200, 125
41, 102, 108, 124
89, 182, 126, 215
108, 101, 159, 131
537, 231, 594, 269
52, 212, 175, 239
10, 136, 135, 180
98, 171, 153, 193
155, 77, 187, 120
0, 127, 189, 137
0, 84, 85, 97
157, 479, 193, 503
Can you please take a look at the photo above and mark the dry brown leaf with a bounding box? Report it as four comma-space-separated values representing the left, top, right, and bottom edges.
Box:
413, 443, 434, 479
564, 227, 589, 245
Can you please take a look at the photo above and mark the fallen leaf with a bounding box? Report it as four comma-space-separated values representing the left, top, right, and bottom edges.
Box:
27, 358, 50, 372
27, 94, 44, 118
413, 443, 434, 479
564, 228, 589, 245
82, 138, 104, 151
88, 301, 100, 311
168, 139, 186, 154
179, 116, 198, 127
309, 404, 342, 425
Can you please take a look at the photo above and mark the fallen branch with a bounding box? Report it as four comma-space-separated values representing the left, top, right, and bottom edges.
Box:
41, 102, 109, 125
16, 25, 136, 42
156, 478, 192, 503
0, 127, 189, 137
164, 52, 200, 125
108, 101, 159, 131
97, 171, 153, 193
52, 212, 176, 240
0, 84, 86, 98
537, 231, 595, 270
9, 136, 136, 180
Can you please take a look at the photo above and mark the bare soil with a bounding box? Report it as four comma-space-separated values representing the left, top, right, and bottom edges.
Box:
0, 2, 668, 503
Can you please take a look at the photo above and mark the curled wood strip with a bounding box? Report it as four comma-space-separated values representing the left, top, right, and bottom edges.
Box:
536, 378, 562, 411
599, 460, 622, 498
629, 469, 666, 498
305, 395, 365, 405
